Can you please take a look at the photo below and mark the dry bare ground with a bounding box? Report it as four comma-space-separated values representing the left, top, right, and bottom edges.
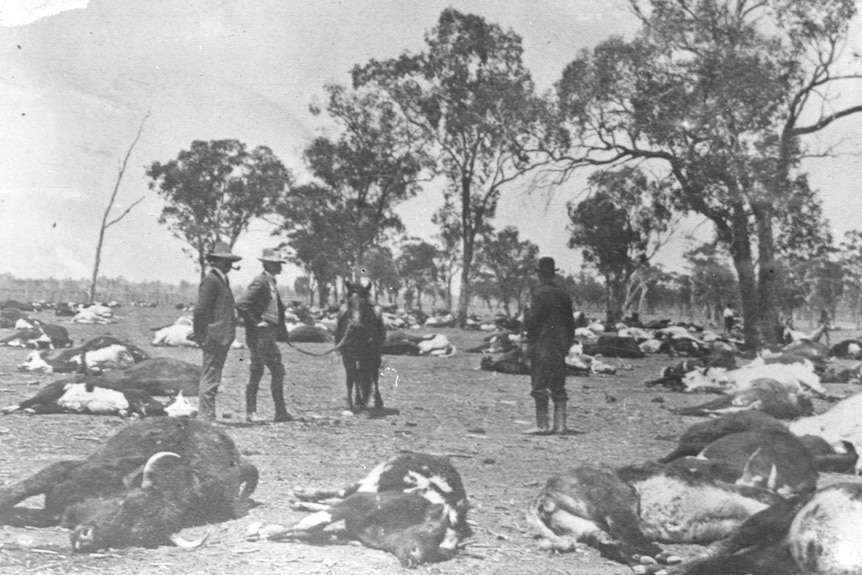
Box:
0, 306, 859, 574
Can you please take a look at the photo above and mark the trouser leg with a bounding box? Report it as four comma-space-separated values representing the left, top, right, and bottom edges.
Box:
246, 329, 264, 415
526, 356, 551, 434
199, 344, 229, 421
258, 327, 291, 421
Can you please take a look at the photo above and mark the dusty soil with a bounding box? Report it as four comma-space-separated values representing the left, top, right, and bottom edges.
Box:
0, 307, 858, 575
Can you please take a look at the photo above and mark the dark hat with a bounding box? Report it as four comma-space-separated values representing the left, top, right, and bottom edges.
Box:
206, 241, 242, 262
535, 257, 559, 275
259, 248, 286, 263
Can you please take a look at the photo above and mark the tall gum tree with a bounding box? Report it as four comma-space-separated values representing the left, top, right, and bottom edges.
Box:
353, 9, 551, 327
550, 0, 862, 348
146, 139, 292, 280
300, 84, 431, 278
567, 167, 678, 323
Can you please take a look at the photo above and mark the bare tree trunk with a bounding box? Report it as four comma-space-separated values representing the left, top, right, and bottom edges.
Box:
89, 112, 149, 303
728, 204, 759, 350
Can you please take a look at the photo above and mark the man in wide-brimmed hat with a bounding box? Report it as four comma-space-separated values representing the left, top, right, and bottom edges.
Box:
522, 257, 575, 435
191, 241, 241, 421
236, 248, 292, 423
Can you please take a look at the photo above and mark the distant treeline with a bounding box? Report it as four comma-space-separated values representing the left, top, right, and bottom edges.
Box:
0, 273, 199, 307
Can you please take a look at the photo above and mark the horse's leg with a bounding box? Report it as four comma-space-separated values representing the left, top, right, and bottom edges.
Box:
355, 356, 370, 409
342, 356, 355, 411
372, 353, 383, 409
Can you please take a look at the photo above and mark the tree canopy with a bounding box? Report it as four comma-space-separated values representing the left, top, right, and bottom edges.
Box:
551, 0, 861, 348
567, 167, 677, 321
146, 139, 291, 280
353, 8, 550, 327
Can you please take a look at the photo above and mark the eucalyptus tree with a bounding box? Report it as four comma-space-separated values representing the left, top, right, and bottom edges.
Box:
567, 167, 677, 322
147, 139, 291, 281
274, 183, 348, 306
304, 84, 431, 277
550, 0, 862, 348
397, 240, 439, 313
474, 226, 539, 318
353, 8, 551, 327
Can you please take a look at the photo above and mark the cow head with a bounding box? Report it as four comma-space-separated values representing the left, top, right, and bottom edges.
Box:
164, 392, 198, 418
68, 452, 208, 552
17, 350, 52, 373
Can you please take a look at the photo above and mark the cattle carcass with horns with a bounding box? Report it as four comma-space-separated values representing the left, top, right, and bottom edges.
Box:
0, 417, 258, 552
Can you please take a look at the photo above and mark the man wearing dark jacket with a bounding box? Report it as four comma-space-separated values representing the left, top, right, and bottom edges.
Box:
192, 241, 241, 422
523, 257, 575, 435
236, 248, 291, 423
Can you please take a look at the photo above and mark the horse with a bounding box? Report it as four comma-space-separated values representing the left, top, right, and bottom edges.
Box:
335, 281, 386, 411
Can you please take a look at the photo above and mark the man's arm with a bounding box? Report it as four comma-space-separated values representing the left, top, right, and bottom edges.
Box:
192, 276, 216, 341
236, 276, 266, 326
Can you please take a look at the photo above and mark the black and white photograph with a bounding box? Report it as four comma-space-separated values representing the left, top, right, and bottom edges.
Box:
2, 1, 862, 573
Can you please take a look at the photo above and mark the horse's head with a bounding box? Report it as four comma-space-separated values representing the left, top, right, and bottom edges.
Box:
345, 280, 374, 327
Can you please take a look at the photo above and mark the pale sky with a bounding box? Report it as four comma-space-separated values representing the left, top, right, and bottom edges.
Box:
1, 0, 861, 290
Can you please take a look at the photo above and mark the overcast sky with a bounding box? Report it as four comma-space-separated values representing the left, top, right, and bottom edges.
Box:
1, 0, 861, 290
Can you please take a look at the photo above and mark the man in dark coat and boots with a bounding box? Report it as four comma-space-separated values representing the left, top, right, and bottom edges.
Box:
523, 257, 575, 435
191, 241, 241, 422
236, 248, 292, 423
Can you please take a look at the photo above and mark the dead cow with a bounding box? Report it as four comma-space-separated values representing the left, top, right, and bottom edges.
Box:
667, 429, 819, 496
247, 452, 471, 567
671, 378, 814, 420
0, 320, 72, 349
3, 358, 201, 417
0, 418, 258, 551
529, 461, 781, 572
667, 482, 862, 575
659, 412, 789, 464
18, 336, 150, 373
1, 379, 196, 418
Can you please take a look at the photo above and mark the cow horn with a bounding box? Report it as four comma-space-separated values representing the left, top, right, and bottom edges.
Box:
169, 529, 211, 549
767, 464, 779, 491
738, 448, 762, 486
141, 451, 181, 488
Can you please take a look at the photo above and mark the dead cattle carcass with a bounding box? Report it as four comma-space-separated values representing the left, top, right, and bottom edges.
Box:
667, 482, 862, 575
0, 418, 258, 552
2, 358, 201, 417
248, 452, 471, 567
529, 461, 781, 572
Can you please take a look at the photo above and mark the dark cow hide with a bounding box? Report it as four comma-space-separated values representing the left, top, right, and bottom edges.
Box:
583, 334, 646, 359
0, 418, 258, 552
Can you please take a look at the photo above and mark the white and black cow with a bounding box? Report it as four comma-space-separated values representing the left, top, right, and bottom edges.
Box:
18, 335, 150, 373
0, 319, 72, 349
1, 379, 196, 418
247, 452, 471, 567
2, 358, 201, 418
0, 418, 257, 551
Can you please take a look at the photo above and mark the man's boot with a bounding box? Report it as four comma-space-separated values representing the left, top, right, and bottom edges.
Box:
271, 371, 293, 423
552, 400, 569, 434
523, 396, 551, 435
245, 369, 261, 422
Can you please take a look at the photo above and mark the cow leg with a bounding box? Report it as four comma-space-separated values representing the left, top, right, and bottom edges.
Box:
0, 460, 83, 522
251, 503, 355, 542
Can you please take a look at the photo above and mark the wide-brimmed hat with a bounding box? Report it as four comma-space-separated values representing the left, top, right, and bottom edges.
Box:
206, 241, 242, 262
535, 257, 559, 275
259, 248, 286, 263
